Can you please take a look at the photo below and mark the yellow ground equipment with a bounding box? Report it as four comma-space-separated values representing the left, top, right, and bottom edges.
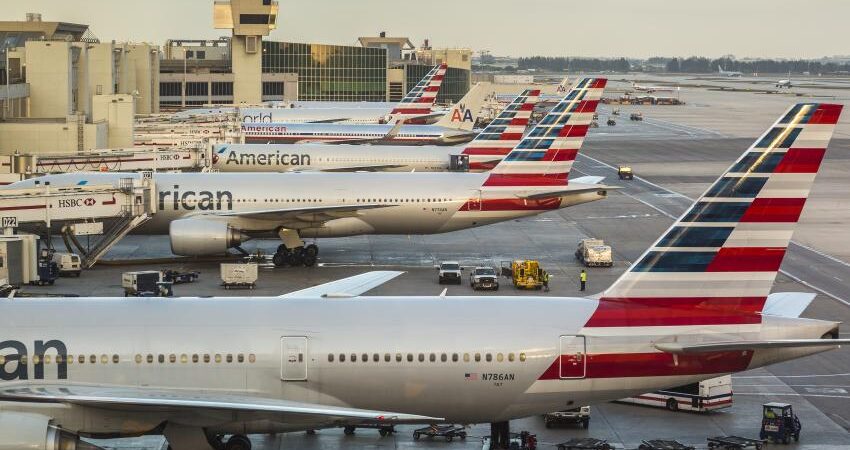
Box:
501, 260, 544, 290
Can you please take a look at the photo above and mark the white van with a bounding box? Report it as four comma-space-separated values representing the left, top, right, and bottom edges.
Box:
52, 252, 82, 277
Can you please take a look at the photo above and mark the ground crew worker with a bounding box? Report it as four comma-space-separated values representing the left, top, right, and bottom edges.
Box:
580, 270, 587, 291
542, 271, 550, 292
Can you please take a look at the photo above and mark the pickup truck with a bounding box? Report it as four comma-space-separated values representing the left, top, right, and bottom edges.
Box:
544, 406, 590, 429
469, 266, 499, 291
437, 261, 463, 284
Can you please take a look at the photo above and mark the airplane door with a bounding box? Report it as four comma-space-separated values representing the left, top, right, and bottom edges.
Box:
559, 335, 586, 379
280, 336, 308, 381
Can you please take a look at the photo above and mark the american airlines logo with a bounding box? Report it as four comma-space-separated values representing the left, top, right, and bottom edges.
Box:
242, 125, 288, 134
158, 185, 233, 211
450, 104, 475, 123
1, 340, 68, 380
219, 149, 311, 167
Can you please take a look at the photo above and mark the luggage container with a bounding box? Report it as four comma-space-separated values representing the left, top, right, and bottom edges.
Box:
221, 263, 258, 289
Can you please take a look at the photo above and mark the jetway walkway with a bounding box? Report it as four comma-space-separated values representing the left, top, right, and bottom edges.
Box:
0, 148, 207, 180
0, 177, 157, 268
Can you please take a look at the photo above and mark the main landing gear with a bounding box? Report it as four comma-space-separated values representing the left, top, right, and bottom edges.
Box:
272, 229, 318, 268
272, 243, 318, 267
207, 434, 252, 450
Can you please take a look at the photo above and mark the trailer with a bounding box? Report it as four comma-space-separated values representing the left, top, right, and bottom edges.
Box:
639, 440, 695, 450
706, 436, 765, 450
162, 269, 200, 284
556, 438, 612, 450
221, 263, 258, 289
412, 425, 467, 442
341, 424, 396, 437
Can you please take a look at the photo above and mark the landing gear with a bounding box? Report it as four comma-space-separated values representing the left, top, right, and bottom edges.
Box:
273, 229, 318, 268
489, 421, 510, 450
224, 435, 252, 450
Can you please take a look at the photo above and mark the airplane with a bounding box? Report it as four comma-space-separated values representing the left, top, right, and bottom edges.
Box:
240, 81, 493, 146
7, 78, 610, 268
718, 65, 743, 77
777, 72, 793, 88
495, 75, 570, 104
0, 102, 844, 450
173, 64, 448, 125
210, 88, 543, 173
630, 81, 678, 93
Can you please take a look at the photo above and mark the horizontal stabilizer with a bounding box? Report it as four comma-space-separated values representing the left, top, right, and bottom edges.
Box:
655, 339, 850, 354
281, 271, 404, 298
762, 292, 817, 318
570, 175, 605, 185
519, 184, 616, 200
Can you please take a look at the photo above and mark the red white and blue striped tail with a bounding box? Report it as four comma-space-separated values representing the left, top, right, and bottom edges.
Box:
461, 89, 541, 170
387, 63, 447, 123
483, 77, 606, 187
596, 103, 843, 323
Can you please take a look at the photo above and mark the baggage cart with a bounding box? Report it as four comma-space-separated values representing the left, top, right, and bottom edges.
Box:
412, 424, 467, 442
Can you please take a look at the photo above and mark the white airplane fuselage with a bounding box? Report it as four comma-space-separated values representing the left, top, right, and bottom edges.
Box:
210, 143, 466, 173
241, 123, 474, 145
0, 295, 837, 436
8, 172, 606, 238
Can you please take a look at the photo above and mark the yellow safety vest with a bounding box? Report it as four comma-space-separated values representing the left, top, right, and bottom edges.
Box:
580, 272, 587, 282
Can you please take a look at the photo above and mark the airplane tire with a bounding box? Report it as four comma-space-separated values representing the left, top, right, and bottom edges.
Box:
303, 254, 317, 267
277, 244, 288, 254
225, 435, 252, 450
306, 244, 319, 257
272, 252, 286, 267
288, 249, 304, 267
666, 398, 679, 411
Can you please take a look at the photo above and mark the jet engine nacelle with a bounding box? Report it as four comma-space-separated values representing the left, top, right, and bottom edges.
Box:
0, 412, 104, 450
169, 218, 249, 256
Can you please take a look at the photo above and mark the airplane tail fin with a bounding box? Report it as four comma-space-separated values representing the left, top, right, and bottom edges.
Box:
556, 76, 570, 93
461, 88, 540, 170
596, 103, 843, 324
434, 82, 494, 131
482, 77, 606, 188
386, 63, 447, 123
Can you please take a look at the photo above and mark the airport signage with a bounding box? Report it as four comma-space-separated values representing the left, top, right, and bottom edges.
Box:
0, 217, 17, 228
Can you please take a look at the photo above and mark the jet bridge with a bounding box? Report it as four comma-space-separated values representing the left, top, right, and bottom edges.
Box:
0, 176, 157, 268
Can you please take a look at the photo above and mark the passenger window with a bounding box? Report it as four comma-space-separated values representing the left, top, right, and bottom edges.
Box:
0, 355, 5, 365
101, 355, 108, 364
418, 353, 425, 362
193, 354, 199, 363
66, 355, 72, 364
497, 353, 504, 362
339, 354, 346, 362
463, 353, 470, 362
32, 355, 41, 365
91, 355, 98, 364
508, 353, 515, 362
519, 353, 527, 362
135, 354, 142, 364
385, 353, 391, 362
452, 353, 459, 362
328, 354, 334, 363
362, 353, 368, 363
441, 353, 447, 362
169, 354, 176, 364
407, 353, 413, 362
20, 355, 28, 364
396, 353, 402, 362
44, 355, 52, 364
351, 353, 357, 362
429, 353, 436, 362
373, 353, 379, 362
226, 354, 233, 363
180, 354, 188, 364
238, 354, 244, 363
475, 353, 481, 362
204, 354, 210, 363
113, 354, 120, 364
249, 354, 256, 363
486, 353, 492, 362
215, 354, 222, 363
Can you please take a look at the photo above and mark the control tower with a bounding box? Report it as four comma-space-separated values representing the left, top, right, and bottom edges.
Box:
214, 0, 278, 104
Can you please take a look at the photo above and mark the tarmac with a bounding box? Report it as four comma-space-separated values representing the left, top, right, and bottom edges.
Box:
20, 75, 850, 449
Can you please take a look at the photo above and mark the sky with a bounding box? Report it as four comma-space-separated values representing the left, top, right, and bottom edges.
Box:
6, 0, 850, 59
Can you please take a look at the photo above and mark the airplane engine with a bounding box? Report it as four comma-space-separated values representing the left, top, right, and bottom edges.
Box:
0, 412, 105, 450
169, 218, 249, 256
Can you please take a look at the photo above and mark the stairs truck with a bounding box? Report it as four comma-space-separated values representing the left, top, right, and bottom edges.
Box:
575, 239, 613, 267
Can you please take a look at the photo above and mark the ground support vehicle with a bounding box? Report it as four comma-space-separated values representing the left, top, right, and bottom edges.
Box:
122, 271, 172, 297
341, 424, 395, 436
556, 438, 612, 450
618, 165, 634, 180
470, 266, 499, 290
220, 263, 257, 289
162, 269, 200, 284
52, 252, 82, 277
575, 239, 613, 267
413, 424, 467, 442
437, 261, 463, 284
630, 112, 644, 121
501, 260, 544, 289
706, 436, 765, 450
544, 407, 590, 428
759, 403, 800, 444
639, 440, 695, 450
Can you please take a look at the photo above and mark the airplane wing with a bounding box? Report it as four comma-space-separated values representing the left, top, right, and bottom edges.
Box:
281, 271, 404, 298
654, 339, 850, 354
321, 164, 407, 172
212, 204, 393, 224
0, 384, 440, 427
320, 120, 406, 145
306, 118, 351, 124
